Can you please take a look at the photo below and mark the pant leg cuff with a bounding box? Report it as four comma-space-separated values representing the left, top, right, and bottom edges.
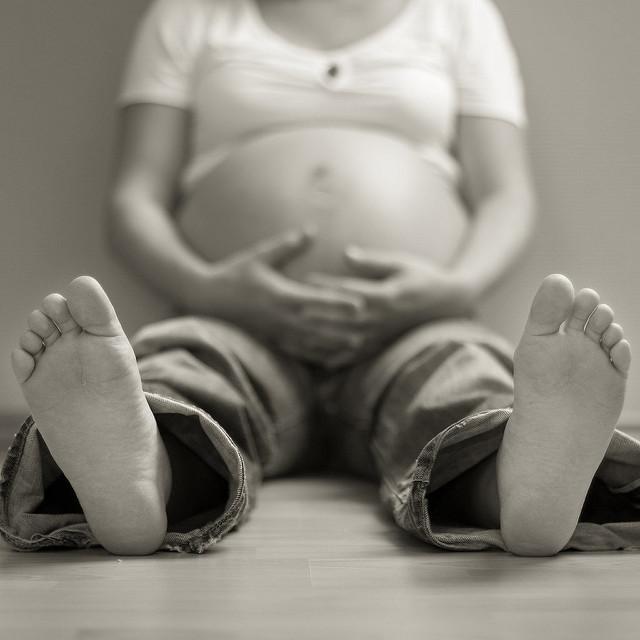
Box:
0, 392, 249, 554
390, 407, 511, 551
385, 409, 640, 552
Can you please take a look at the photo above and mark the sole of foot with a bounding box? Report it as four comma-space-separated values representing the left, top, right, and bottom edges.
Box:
12, 276, 172, 555
497, 274, 631, 556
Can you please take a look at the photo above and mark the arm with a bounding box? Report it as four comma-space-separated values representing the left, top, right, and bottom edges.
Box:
107, 103, 364, 364
107, 103, 215, 312
450, 115, 536, 300
303, 116, 535, 365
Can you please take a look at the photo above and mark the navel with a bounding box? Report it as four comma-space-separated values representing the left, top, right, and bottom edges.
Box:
306, 164, 340, 214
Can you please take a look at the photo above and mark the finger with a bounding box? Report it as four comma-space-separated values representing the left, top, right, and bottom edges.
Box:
245, 227, 316, 268
324, 355, 353, 370
306, 272, 391, 303
306, 273, 372, 290
324, 350, 362, 370
277, 339, 337, 365
343, 246, 403, 278
276, 325, 364, 361
264, 269, 366, 316
313, 328, 365, 350
324, 336, 385, 369
299, 305, 377, 328
282, 318, 367, 350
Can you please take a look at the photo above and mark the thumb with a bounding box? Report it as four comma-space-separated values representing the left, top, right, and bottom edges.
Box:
250, 227, 316, 267
343, 246, 403, 278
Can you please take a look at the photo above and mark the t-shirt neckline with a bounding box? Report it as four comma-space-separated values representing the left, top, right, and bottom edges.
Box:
244, 0, 419, 58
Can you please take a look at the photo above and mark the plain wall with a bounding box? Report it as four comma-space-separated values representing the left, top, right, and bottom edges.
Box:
1, 1, 640, 421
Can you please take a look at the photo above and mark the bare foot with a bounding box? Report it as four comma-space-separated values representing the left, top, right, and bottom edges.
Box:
11, 276, 171, 555
497, 274, 631, 556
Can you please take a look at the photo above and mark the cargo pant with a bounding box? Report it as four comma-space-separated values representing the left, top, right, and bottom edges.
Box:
3, 316, 640, 553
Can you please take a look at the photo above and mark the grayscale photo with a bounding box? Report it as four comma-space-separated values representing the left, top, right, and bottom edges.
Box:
1, 0, 640, 638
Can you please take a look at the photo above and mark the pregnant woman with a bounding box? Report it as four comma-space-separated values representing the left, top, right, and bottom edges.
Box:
4, 0, 640, 557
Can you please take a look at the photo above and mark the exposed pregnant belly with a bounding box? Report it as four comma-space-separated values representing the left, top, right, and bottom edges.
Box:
177, 127, 469, 279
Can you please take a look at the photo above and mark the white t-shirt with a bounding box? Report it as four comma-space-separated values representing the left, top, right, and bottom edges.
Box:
119, 0, 527, 190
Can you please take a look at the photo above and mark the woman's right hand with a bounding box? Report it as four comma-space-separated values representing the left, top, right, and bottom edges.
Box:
190, 228, 367, 367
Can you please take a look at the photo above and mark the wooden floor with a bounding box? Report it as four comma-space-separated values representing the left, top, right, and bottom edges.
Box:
2, 469, 640, 640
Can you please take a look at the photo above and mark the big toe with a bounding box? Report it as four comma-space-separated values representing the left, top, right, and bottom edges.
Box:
66, 276, 122, 337
525, 274, 575, 336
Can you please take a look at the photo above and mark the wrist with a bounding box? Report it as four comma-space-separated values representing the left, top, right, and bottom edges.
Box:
177, 262, 228, 316
448, 268, 485, 305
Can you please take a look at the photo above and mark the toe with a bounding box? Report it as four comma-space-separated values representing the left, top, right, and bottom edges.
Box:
584, 304, 615, 344
19, 330, 45, 356
601, 323, 624, 353
566, 288, 600, 333
525, 274, 575, 336
610, 339, 632, 375
66, 276, 122, 337
27, 309, 61, 347
11, 348, 35, 384
42, 293, 79, 334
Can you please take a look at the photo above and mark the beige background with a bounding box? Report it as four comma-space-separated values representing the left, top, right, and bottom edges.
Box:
1, 1, 639, 422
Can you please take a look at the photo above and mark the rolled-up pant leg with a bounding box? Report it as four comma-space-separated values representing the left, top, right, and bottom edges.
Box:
328, 319, 640, 551
0, 317, 316, 553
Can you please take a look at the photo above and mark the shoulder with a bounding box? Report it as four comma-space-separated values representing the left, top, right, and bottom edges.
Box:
416, 0, 505, 31
429, 0, 513, 52
411, 0, 505, 38
139, 0, 237, 49
449, 0, 508, 29
143, 0, 232, 30
446, 0, 502, 16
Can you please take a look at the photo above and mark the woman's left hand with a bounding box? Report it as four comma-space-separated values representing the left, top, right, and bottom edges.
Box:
303, 246, 477, 368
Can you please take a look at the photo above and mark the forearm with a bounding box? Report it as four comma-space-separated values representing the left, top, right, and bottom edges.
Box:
107, 192, 212, 312
450, 187, 536, 299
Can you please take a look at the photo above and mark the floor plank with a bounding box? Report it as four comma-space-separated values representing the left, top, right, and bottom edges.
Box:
2, 473, 640, 639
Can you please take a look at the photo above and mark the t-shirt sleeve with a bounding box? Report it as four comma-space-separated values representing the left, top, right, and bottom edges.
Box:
453, 0, 527, 127
117, 0, 207, 109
